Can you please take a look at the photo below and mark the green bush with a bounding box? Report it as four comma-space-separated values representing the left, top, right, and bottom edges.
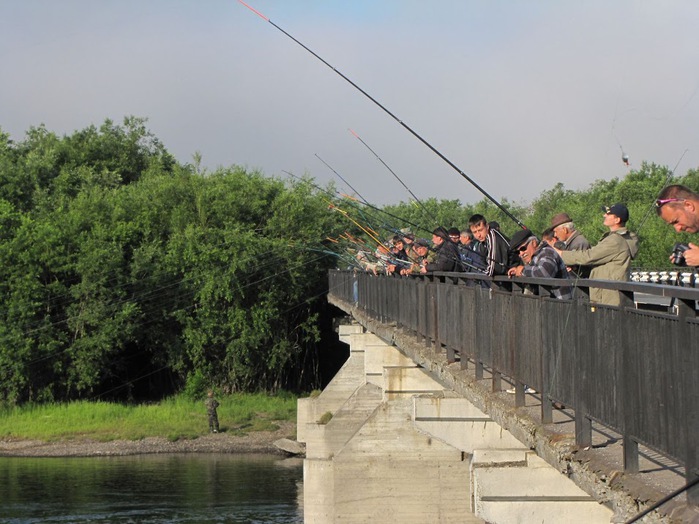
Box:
182, 371, 209, 401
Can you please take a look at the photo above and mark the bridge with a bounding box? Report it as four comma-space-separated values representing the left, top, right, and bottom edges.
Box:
298, 270, 699, 523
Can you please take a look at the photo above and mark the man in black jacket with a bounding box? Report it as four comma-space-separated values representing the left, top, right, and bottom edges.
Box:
468, 214, 509, 276
421, 227, 461, 273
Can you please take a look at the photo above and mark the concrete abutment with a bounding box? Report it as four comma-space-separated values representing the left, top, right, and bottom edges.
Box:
298, 324, 613, 523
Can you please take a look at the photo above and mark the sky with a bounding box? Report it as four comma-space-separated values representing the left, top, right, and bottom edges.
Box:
2, 1, 699, 207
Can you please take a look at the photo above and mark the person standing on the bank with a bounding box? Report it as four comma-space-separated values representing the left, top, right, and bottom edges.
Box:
206, 390, 220, 433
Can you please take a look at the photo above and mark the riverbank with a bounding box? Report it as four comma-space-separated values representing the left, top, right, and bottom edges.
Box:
0, 420, 296, 457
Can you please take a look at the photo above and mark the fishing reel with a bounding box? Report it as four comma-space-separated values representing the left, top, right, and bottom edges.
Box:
671, 243, 690, 267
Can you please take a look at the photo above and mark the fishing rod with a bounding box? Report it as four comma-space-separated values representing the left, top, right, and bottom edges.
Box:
238, 0, 527, 230
314, 154, 371, 207
348, 128, 437, 223
287, 240, 362, 270
624, 474, 699, 524
285, 162, 412, 238
282, 170, 430, 238
314, 154, 428, 237
282, 171, 486, 272
327, 199, 384, 247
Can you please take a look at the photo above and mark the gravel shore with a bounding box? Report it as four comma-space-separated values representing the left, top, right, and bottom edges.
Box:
0, 420, 297, 457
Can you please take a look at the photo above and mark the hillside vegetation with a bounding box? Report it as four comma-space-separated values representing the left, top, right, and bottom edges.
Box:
1, 117, 695, 405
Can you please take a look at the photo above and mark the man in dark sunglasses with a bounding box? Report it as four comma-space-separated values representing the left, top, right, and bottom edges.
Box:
507, 229, 571, 300
655, 185, 699, 266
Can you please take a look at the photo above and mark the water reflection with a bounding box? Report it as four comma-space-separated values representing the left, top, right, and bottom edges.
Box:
0, 453, 303, 523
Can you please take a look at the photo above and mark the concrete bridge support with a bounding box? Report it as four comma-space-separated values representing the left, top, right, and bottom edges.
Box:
298, 325, 614, 523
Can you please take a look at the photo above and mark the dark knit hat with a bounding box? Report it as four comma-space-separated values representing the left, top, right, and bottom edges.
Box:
414, 238, 430, 248
447, 227, 460, 237
432, 226, 450, 240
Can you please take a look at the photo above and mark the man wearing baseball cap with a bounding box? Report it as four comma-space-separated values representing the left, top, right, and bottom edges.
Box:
555, 203, 639, 306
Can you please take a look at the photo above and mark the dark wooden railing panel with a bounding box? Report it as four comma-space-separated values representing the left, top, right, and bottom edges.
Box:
624, 311, 685, 462
473, 285, 495, 374
543, 298, 584, 409
512, 294, 544, 391
576, 306, 624, 431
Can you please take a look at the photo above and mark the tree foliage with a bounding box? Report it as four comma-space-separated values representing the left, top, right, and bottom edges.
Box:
0, 119, 344, 404
0, 118, 695, 406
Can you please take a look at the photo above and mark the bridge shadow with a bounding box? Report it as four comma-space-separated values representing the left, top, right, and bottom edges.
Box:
467, 359, 686, 490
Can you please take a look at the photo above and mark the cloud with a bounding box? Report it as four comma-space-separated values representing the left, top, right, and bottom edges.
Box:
2, 0, 699, 213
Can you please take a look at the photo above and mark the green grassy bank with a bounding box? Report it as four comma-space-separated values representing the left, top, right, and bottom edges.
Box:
0, 393, 297, 442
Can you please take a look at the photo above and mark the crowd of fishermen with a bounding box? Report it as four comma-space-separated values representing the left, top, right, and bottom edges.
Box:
353, 205, 639, 307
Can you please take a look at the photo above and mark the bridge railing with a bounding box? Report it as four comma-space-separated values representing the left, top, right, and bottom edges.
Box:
328, 269, 699, 504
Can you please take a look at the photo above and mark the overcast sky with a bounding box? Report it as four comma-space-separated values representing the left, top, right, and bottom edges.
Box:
2, 1, 699, 207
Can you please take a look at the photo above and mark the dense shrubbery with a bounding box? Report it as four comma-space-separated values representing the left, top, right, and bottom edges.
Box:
1, 117, 695, 405
0, 118, 344, 404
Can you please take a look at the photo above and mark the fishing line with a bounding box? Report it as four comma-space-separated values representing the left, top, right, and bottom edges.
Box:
285, 170, 482, 272
19, 242, 289, 337
13, 230, 278, 335
16, 249, 336, 369
16, 186, 350, 337
17, 255, 336, 401
610, 103, 635, 169
282, 170, 430, 237
348, 128, 437, 223
238, 0, 526, 230
95, 255, 344, 401
315, 153, 370, 206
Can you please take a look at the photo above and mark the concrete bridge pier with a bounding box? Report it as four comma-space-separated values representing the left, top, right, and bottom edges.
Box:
298, 324, 614, 523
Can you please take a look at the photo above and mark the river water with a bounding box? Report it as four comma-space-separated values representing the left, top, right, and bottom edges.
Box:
0, 453, 303, 523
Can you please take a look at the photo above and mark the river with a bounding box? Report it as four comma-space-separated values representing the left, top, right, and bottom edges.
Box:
0, 453, 303, 523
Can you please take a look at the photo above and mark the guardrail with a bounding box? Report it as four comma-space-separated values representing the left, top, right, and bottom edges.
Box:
328, 269, 699, 505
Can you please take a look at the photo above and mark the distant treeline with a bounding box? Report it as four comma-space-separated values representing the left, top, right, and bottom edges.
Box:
0, 117, 695, 405
383, 164, 699, 269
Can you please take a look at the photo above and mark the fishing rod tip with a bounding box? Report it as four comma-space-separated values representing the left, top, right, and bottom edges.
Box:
238, 0, 269, 22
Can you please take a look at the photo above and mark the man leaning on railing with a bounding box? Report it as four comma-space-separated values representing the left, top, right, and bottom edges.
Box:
554, 203, 639, 307
507, 229, 572, 300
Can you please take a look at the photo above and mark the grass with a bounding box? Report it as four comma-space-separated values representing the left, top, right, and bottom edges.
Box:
0, 392, 297, 442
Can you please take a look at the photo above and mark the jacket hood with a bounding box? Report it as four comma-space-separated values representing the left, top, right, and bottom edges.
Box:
618, 228, 639, 259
